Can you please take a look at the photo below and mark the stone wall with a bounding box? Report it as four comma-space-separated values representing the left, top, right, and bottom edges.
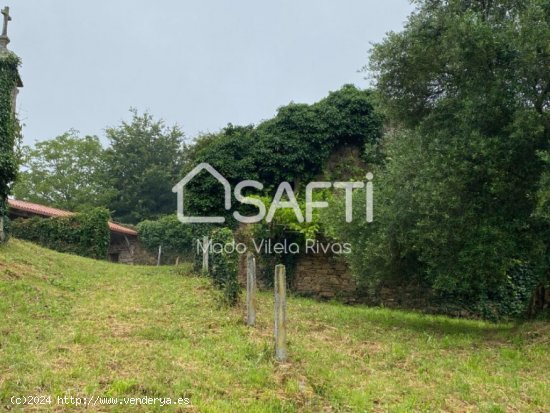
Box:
238, 240, 550, 317
292, 253, 356, 301
238, 250, 357, 301
236, 246, 433, 307
108, 234, 155, 265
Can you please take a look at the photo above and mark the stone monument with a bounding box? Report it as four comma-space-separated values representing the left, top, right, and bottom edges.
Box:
0, 6, 11, 50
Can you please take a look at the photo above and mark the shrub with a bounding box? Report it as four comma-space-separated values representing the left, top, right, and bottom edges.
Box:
137, 215, 195, 263
11, 208, 110, 259
208, 227, 240, 306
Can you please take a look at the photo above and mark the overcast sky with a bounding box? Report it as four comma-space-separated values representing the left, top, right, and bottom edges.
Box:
5, 0, 414, 146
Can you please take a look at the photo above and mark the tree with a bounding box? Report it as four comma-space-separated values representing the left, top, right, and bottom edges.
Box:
180, 124, 259, 226
329, 0, 549, 318
181, 85, 383, 226
105, 109, 185, 223
253, 85, 383, 186
13, 131, 113, 211
536, 151, 550, 222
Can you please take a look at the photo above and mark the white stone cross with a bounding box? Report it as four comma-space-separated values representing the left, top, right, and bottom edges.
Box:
2, 7, 11, 37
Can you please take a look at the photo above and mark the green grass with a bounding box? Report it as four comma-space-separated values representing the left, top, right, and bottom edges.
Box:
0, 239, 548, 412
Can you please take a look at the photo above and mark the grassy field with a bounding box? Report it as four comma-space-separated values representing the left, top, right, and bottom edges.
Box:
0, 239, 548, 412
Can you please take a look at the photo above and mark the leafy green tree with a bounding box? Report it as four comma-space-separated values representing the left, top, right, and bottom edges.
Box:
536, 151, 550, 222
105, 109, 185, 223
13, 131, 113, 211
332, 0, 550, 318
253, 85, 382, 186
181, 85, 382, 226
181, 124, 259, 226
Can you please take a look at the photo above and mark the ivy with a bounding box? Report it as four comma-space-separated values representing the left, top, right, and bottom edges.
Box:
0, 52, 21, 243
208, 227, 240, 306
11, 208, 111, 259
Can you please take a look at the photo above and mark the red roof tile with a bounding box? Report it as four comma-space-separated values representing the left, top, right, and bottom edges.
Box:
7, 198, 138, 236
107, 222, 138, 236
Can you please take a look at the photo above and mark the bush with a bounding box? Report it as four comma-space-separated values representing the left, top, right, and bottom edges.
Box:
11, 208, 110, 259
208, 227, 240, 306
137, 215, 195, 263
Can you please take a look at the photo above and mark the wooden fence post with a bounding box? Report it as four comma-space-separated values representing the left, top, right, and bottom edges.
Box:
0, 216, 5, 243
202, 235, 209, 275
157, 245, 162, 266
246, 252, 256, 326
274, 264, 287, 362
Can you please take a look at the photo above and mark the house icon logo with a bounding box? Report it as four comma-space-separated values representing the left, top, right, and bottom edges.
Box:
174, 163, 374, 225
172, 163, 231, 223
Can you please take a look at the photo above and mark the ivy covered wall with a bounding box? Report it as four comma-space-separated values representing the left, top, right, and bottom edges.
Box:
11, 208, 111, 259
0, 52, 21, 243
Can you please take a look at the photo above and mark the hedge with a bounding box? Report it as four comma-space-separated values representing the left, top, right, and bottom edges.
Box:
137, 215, 194, 262
11, 208, 111, 259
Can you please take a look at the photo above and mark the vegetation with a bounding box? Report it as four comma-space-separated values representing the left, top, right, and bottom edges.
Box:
136, 214, 195, 261
182, 85, 382, 226
1, 240, 549, 412
0, 52, 21, 243
10, 208, 110, 259
13, 131, 113, 211
7, 1, 549, 321
322, 0, 550, 319
105, 109, 186, 224
208, 227, 240, 306
2, 2, 549, 412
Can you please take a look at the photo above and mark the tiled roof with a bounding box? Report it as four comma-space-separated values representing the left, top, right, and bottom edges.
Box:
7, 198, 138, 236
107, 222, 138, 236
8, 198, 73, 218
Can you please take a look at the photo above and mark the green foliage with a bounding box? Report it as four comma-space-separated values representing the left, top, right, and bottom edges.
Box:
105, 109, 185, 224
251, 194, 322, 241
11, 208, 110, 259
253, 85, 382, 186
182, 85, 383, 224
13, 131, 113, 211
247, 195, 320, 287
182, 125, 258, 226
0, 52, 21, 243
535, 150, 550, 222
137, 215, 195, 258
208, 227, 240, 306
334, 0, 550, 319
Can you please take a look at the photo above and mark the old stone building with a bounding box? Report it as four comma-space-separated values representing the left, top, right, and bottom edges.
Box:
7, 198, 151, 264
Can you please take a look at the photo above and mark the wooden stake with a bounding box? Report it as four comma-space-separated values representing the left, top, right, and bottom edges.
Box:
274, 264, 287, 362
157, 245, 162, 266
202, 235, 209, 275
246, 252, 256, 326
0, 216, 5, 243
